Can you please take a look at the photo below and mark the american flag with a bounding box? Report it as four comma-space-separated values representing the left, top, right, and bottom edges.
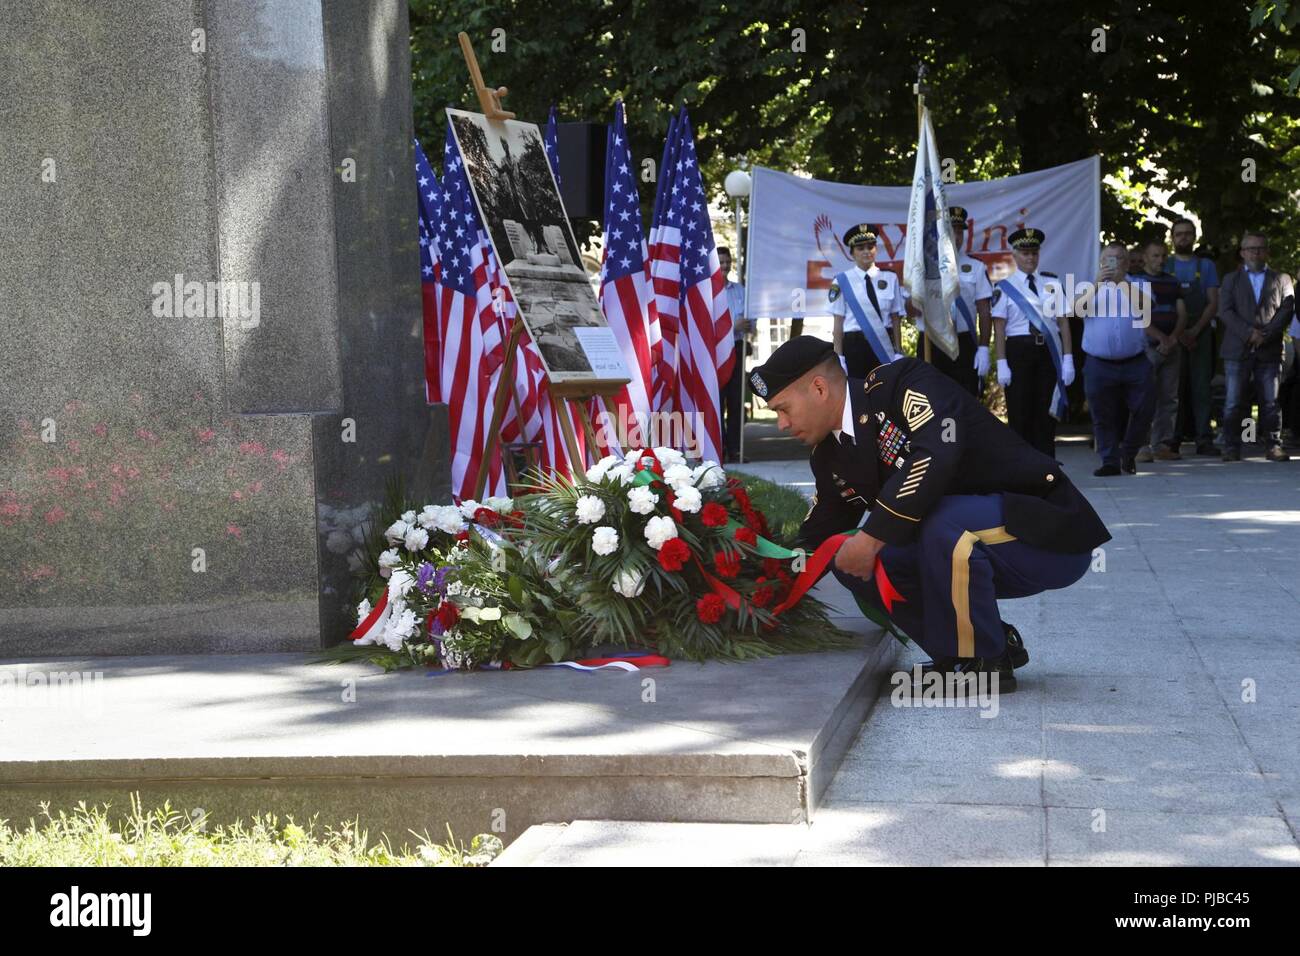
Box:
647, 112, 683, 415
435, 123, 512, 499
598, 101, 659, 453
544, 105, 561, 190
669, 110, 733, 465
414, 138, 443, 404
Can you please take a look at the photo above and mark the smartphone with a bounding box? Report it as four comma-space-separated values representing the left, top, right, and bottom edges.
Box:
1102, 254, 1121, 279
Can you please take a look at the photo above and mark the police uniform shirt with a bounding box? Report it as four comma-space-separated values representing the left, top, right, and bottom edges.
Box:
796, 357, 1111, 555
990, 268, 1068, 336
830, 265, 906, 333
916, 252, 992, 335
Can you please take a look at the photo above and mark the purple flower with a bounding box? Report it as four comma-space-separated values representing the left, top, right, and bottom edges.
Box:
431, 565, 452, 597
429, 616, 446, 637
416, 561, 436, 593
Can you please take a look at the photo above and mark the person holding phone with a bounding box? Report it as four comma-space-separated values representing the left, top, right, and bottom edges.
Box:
1077, 242, 1157, 475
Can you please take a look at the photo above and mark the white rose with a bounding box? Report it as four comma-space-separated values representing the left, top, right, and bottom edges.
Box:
592, 526, 620, 555
644, 515, 678, 551
627, 486, 657, 515
384, 519, 408, 545
612, 568, 646, 598
674, 486, 703, 514
458, 499, 483, 519
575, 495, 606, 524
403, 526, 430, 552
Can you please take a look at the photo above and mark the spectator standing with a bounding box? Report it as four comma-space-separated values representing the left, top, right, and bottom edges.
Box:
717, 246, 749, 462
1129, 239, 1187, 461
1167, 219, 1221, 456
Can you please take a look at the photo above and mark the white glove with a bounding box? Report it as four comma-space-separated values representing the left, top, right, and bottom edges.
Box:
1062, 353, 1075, 387
997, 359, 1012, 388
974, 345, 990, 377
891, 352, 907, 362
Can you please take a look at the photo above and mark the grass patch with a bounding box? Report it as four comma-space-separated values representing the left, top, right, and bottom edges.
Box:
729, 471, 811, 547
0, 794, 502, 867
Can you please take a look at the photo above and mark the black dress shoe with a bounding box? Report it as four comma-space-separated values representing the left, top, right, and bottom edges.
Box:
1222, 449, 1242, 462
922, 622, 1028, 673
1266, 446, 1291, 462
1196, 442, 1222, 456
1120, 457, 1137, 474
1093, 463, 1121, 476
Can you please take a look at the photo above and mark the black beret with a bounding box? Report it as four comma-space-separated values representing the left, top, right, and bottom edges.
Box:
749, 335, 837, 401
842, 223, 879, 248
1008, 227, 1046, 249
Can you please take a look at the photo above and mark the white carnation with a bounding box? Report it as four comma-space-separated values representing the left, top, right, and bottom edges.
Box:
403, 526, 430, 552
674, 486, 703, 513
430, 505, 466, 535
612, 568, 646, 598
627, 486, 657, 515
382, 606, 418, 651
693, 461, 725, 489
355, 598, 372, 625
377, 547, 401, 579
592, 526, 620, 555
663, 463, 694, 487
387, 568, 416, 600
606, 463, 634, 485
654, 446, 686, 467
585, 455, 620, 482
458, 499, 483, 519
644, 514, 678, 551
401, 510, 416, 523
575, 494, 606, 524
485, 495, 514, 514
384, 519, 409, 545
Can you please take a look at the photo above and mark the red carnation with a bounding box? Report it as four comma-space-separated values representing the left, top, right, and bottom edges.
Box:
734, 526, 757, 546
696, 593, 726, 624
474, 507, 501, 527
455, 531, 471, 542
713, 550, 741, 579
434, 600, 460, 630
730, 487, 751, 511
657, 537, 691, 572
762, 557, 783, 578
752, 577, 775, 608
742, 508, 762, 532
700, 502, 729, 527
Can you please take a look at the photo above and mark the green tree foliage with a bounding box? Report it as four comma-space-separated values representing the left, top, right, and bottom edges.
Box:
411, 1, 1300, 270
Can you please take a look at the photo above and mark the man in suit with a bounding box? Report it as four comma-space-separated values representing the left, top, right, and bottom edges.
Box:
750, 336, 1111, 692
1218, 231, 1296, 462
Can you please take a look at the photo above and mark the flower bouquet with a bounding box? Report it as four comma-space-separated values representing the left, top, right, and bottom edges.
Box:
319, 451, 857, 672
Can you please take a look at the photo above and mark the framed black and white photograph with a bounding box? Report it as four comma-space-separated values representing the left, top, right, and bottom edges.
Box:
447, 108, 629, 386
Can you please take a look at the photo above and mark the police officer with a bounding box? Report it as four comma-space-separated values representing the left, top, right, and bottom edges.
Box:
914, 206, 992, 395
749, 336, 1110, 690
829, 223, 907, 377
992, 228, 1076, 457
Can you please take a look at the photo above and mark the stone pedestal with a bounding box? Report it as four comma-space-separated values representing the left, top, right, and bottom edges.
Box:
0, 0, 446, 656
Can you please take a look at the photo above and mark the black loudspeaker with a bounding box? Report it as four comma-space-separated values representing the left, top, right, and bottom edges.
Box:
555, 121, 607, 220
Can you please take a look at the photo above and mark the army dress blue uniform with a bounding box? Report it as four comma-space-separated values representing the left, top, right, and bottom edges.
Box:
752, 340, 1110, 676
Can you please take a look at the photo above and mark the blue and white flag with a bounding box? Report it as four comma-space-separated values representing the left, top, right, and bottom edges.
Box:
902, 107, 960, 361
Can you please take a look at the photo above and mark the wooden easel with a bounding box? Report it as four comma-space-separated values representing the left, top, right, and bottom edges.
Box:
455, 34, 630, 497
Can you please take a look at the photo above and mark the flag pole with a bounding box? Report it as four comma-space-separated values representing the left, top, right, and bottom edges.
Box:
913, 63, 932, 364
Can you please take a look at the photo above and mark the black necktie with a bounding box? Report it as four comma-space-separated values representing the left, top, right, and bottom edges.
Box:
1026, 273, 1038, 295
840, 432, 855, 448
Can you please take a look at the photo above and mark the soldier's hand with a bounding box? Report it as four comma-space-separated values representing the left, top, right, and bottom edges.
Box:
834, 532, 884, 581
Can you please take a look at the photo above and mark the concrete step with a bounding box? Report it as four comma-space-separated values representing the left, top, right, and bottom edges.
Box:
493, 820, 811, 866
0, 575, 897, 853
